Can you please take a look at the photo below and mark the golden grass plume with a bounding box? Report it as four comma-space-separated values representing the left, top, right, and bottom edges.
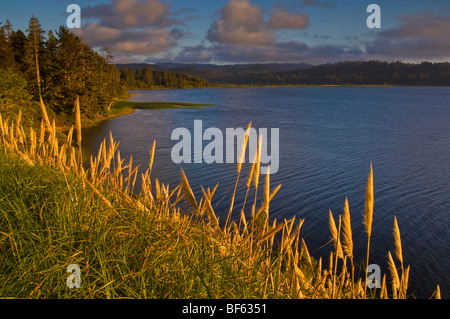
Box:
342, 197, 353, 260
0, 106, 443, 300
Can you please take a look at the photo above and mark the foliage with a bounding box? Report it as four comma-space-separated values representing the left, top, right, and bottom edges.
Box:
279, 61, 450, 86
0, 69, 31, 106
134, 61, 450, 86
0, 18, 125, 121
119, 66, 211, 89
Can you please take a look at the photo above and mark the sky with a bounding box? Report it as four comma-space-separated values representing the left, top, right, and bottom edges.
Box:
1, 0, 450, 65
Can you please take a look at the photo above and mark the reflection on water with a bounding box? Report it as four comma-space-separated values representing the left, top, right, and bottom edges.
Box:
83, 87, 450, 298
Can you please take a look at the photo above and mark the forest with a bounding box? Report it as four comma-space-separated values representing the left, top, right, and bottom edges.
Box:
0, 17, 124, 119
119, 66, 211, 89
257, 61, 450, 86
135, 61, 450, 86
0, 17, 210, 124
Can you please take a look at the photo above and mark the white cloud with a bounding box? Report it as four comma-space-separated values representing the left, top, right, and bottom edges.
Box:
76, 0, 186, 62
206, 0, 275, 46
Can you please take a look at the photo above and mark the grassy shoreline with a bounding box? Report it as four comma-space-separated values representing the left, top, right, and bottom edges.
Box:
60, 84, 440, 132
87, 94, 214, 127
0, 151, 243, 298
0, 98, 443, 299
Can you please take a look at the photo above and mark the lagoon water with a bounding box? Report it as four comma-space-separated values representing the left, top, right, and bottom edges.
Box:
83, 87, 450, 298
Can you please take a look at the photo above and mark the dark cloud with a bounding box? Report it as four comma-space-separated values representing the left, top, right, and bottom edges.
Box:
209, 43, 287, 63
268, 9, 309, 30
173, 45, 214, 63
313, 33, 332, 40
83, 0, 182, 29
169, 27, 187, 39
365, 13, 450, 60
174, 41, 362, 64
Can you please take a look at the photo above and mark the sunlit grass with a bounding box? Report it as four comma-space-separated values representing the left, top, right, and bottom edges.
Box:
0, 103, 442, 299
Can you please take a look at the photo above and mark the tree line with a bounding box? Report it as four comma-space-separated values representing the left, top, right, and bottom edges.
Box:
0, 16, 213, 123
176, 61, 450, 86
119, 66, 211, 89
136, 61, 450, 87
0, 17, 125, 119
274, 61, 450, 86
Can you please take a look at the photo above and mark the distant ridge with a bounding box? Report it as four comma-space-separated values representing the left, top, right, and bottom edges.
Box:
116, 62, 314, 85
116, 62, 313, 73
116, 61, 450, 86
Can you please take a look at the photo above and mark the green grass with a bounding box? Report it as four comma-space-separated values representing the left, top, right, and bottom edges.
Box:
0, 152, 274, 299
89, 99, 214, 128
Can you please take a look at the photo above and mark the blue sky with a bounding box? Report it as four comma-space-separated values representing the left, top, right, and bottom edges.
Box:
1, 0, 450, 64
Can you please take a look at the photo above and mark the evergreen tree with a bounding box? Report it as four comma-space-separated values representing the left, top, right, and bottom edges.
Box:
24, 15, 46, 100
0, 20, 15, 70
9, 29, 26, 72
0, 17, 125, 120
24, 15, 51, 127
42, 30, 63, 111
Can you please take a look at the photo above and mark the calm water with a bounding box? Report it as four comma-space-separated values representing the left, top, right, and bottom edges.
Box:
83, 87, 450, 298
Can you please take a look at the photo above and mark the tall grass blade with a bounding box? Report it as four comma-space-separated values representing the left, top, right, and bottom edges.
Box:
342, 198, 353, 260
39, 95, 51, 129
328, 210, 343, 259
74, 95, 82, 166
363, 162, 374, 297
201, 186, 221, 232
435, 285, 441, 299
180, 168, 199, 215
226, 123, 251, 231
393, 216, 403, 267
149, 140, 156, 177
387, 251, 400, 298
363, 162, 374, 236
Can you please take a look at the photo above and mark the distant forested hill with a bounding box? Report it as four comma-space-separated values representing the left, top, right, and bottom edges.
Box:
118, 61, 450, 86
118, 65, 211, 89
263, 61, 450, 86
116, 63, 313, 86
